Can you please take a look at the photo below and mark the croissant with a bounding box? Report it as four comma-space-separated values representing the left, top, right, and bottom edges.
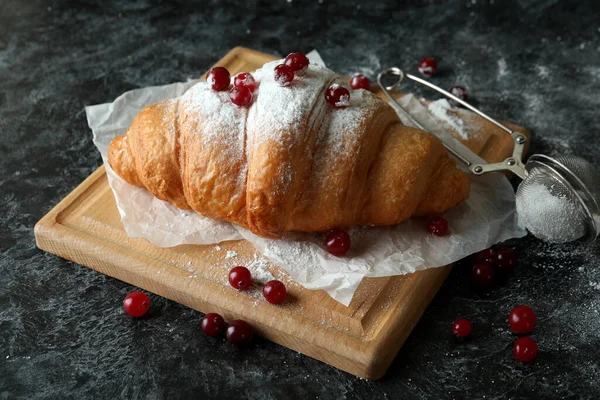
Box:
108, 60, 470, 239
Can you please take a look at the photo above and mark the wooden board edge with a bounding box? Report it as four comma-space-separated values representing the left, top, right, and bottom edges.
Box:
365, 266, 453, 379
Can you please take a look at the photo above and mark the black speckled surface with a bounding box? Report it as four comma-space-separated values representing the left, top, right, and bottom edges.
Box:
2, 0, 600, 398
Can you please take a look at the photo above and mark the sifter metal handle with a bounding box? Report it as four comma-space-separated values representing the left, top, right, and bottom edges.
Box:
377, 67, 528, 180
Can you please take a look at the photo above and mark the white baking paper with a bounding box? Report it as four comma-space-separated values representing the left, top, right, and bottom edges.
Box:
87, 51, 526, 306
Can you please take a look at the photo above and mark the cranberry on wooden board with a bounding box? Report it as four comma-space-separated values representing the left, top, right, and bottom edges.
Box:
201, 313, 227, 337
350, 74, 370, 90
509, 306, 537, 334
472, 263, 494, 286
233, 72, 257, 92
513, 337, 538, 363
497, 248, 518, 272
284, 52, 310, 74
226, 320, 253, 345
452, 318, 472, 338
427, 216, 448, 236
324, 229, 351, 256
123, 291, 151, 318
207, 67, 231, 91
263, 280, 287, 305
228, 266, 252, 291
325, 84, 351, 107
229, 86, 253, 107
274, 64, 294, 86
418, 57, 437, 77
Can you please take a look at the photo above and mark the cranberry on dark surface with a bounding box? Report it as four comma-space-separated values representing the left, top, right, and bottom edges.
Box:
452, 318, 472, 338
472, 263, 494, 286
509, 306, 537, 334
123, 291, 151, 318
497, 248, 518, 272
350, 74, 370, 90
228, 266, 252, 291
324, 229, 351, 256
226, 320, 253, 345
427, 216, 448, 236
274, 64, 294, 86
418, 57, 437, 77
263, 280, 287, 305
513, 337, 538, 363
474, 248, 497, 265
325, 84, 351, 107
201, 313, 227, 337
207, 66, 231, 91
284, 52, 310, 74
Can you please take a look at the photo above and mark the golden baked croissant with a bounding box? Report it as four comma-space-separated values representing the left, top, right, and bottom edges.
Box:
108, 60, 470, 239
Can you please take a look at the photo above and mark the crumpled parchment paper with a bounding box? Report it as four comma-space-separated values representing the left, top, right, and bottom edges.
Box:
87, 51, 526, 306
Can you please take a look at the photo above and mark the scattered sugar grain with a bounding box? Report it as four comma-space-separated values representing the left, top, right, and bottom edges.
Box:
225, 250, 238, 259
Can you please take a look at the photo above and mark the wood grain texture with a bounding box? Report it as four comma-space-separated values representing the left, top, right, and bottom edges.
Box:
35, 47, 530, 380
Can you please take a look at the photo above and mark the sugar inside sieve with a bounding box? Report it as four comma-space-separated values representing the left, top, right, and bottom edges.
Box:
377, 67, 600, 244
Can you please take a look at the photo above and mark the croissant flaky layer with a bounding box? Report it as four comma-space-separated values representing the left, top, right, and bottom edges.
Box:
108, 61, 470, 239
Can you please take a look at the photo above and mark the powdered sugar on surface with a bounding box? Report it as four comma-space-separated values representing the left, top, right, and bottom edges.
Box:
427, 99, 471, 140
497, 58, 508, 77
225, 250, 238, 259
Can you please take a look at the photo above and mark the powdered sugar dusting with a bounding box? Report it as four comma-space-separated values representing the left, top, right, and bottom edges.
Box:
244, 60, 336, 198
316, 89, 380, 159
179, 82, 248, 188
225, 250, 238, 259
248, 60, 335, 139
427, 99, 471, 140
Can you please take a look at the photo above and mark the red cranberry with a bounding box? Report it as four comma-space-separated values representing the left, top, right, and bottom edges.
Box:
324, 229, 351, 256
284, 52, 310, 74
201, 313, 227, 337
229, 86, 253, 107
263, 280, 287, 304
207, 66, 231, 91
274, 64, 294, 86
497, 248, 517, 272
513, 337, 538, 363
452, 318, 472, 338
449, 85, 468, 106
472, 263, 494, 286
228, 266, 252, 291
233, 72, 257, 92
418, 57, 437, 77
474, 248, 497, 265
427, 216, 448, 236
226, 320, 253, 345
123, 291, 150, 318
350, 74, 370, 90
325, 84, 350, 107
509, 306, 537, 334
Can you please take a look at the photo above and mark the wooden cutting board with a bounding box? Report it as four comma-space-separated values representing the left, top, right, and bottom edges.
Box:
35, 47, 530, 380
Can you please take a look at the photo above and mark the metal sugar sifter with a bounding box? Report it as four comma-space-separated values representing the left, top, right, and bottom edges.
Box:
377, 67, 600, 244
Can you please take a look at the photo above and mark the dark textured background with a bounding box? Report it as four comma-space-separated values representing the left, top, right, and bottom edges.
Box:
2, 0, 600, 398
